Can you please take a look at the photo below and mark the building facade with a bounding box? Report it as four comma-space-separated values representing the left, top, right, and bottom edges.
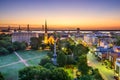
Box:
12, 32, 39, 44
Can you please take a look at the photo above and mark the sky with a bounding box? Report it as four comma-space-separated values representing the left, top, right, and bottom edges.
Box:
0, 0, 120, 30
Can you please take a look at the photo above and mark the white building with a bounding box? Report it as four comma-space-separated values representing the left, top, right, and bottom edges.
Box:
115, 58, 120, 79
12, 31, 39, 44
84, 34, 98, 45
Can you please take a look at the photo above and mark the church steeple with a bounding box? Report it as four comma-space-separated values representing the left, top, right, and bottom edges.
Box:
44, 20, 48, 44
45, 20, 47, 33
27, 24, 30, 32
18, 25, 21, 32
8, 26, 10, 31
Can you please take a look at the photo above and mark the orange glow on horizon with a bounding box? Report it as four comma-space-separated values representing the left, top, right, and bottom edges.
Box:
0, 16, 120, 30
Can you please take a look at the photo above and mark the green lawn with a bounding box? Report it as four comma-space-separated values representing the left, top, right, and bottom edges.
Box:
17, 50, 48, 60
27, 56, 46, 66
0, 63, 25, 80
0, 50, 48, 80
0, 53, 19, 66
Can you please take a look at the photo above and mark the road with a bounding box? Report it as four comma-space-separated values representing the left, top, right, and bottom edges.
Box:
87, 52, 115, 80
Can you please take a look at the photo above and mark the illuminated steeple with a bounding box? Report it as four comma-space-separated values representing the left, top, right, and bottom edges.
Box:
44, 20, 48, 44
45, 20, 47, 33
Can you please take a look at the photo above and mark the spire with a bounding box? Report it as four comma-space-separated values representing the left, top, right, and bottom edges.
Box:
8, 25, 10, 31
18, 25, 21, 32
27, 24, 30, 32
45, 20, 47, 33
19, 25, 20, 30
42, 25, 44, 31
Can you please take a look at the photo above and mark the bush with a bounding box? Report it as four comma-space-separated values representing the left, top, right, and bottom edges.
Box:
0, 72, 4, 80
57, 51, 67, 67
19, 66, 71, 80
0, 47, 9, 55
43, 63, 56, 70
13, 41, 21, 50
78, 75, 93, 80
51, 68, 71, 80
66, 55, 74, 65
47, 52, 53, 58
39, 57, 52, 66
7, 45, 14, 53
13, 41, 27, 50
20, 42, 27, 50
19, 66, 51, 80
92, 69, 103, 80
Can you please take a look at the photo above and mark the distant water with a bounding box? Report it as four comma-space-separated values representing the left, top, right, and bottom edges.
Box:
0, 30, 120, 34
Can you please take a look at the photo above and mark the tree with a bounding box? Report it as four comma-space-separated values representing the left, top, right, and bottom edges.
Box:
66, 55, 74, 65
51, 68, 71, 80
73, 44, 89, 59
0, 34, 14, 54
30, 37, 40, 50
20, 42, 27, 50
0, 47, 9, 55
6, 45, 14, 53
19, 66, 51, 80
78, 75, 93, 80
115, 36, 120, 46
0, 33, 11, 42
13, 41, 21, 50
57, 51, 67, 67
0, 72, 4, 80
43, 63, 56, 70
19, 66, 71, 80
13, 41, 27, 50
38, 36, 43, 47
39, 57, 52, 66
0, 40, 11, 48
78, 55, 89, 75
47, 52, 53, 58
57, 39, 69, 51
92, 69, 103, 80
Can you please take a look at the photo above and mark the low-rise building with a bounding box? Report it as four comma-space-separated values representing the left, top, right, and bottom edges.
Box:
84, 34, 98, 46
12, 31, 39, 44
115, 58, 120, 78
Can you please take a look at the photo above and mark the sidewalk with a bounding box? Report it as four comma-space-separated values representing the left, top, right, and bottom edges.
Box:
14, 52, 29, 67
87, 52, 115, 80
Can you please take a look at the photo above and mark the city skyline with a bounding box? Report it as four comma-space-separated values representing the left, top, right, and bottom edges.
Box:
0, 0, 120, 30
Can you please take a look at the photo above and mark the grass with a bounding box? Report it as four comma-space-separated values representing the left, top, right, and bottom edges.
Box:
0, 53, 19, 66
0, 50, 48, 80
27, 56, 45, 66
17, 50, 48, 60
0, 63, 25, 80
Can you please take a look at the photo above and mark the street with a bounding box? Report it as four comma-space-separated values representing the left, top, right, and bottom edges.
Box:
87, 52, 115, 80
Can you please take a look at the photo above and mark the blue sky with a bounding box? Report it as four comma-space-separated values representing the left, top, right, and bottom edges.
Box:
0, 0, 120, 29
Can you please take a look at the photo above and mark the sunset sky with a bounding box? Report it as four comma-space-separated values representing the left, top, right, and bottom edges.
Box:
0, 0, 120, 30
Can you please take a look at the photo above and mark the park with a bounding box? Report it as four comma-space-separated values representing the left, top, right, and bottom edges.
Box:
0, 50, 48, 80
0, 33, 104, 80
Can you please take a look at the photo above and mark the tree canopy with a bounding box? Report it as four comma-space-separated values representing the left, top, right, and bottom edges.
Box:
19, 66, 71, 80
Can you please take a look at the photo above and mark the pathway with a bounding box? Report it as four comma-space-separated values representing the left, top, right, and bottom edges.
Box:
0, 54, 43, 68
0, 61, 21, 68
0, 56, 39, 68
14, 52, 29, 66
